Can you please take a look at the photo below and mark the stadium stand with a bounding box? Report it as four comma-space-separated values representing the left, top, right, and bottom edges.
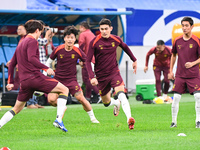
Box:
52, 36, 60, 47
0, 36, 18, 88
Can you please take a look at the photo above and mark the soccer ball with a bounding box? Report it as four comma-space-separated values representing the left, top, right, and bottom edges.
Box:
153, 96, 164, 104
0, 147, 11, 150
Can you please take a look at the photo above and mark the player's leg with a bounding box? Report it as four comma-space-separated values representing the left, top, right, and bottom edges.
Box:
0, 100, 26, 128
48, 93, 59, 107
153, 66, 162, 96
171, 92, 181, 127
50, 82, 69, 132
74, 90, 99, 123
114, 85, 135, 130
163, 67, 170, 97
187, 78, 200, 128
101, 90, 121, 113
170, 77, 185, 127
194, 91, 200, 128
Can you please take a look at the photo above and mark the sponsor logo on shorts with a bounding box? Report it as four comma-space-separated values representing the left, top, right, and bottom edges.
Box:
173, 84, 175, 89
99, 90, 102, 95
153, 66, 156, 70
194, 84, 199, 89
75, 86, 79, 90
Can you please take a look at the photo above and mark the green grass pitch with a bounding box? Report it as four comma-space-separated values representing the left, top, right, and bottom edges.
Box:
0, 93, 200, 150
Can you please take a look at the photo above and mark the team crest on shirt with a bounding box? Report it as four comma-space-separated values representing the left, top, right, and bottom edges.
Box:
189, 44, 193, 48
178, 45, 181, 49
111, 42, 115, 47
99, 45, 103, 49
164, 54, 167, 57
153, 66, 156, 70
71, 54, 75, 59
60, 54, 64, 59
116, 80, 120, 85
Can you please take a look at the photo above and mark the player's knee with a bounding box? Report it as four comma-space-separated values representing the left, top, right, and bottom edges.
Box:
103, 101, 111, 107
173, 93, 181, 103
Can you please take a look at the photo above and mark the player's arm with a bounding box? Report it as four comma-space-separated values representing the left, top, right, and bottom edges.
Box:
7, 52, 17, 91
168, 53, 176, 80
144, 48, 154, 73
120, 41, 137, 74
86, 40, 97, 85
185, 58, 200, 69
27, 40, 54, 75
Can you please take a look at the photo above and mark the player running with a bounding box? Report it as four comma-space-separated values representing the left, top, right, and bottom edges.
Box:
168, 17, 200, 128
0, 20, 69, 132
86, 18, 137, 130
45, 26, 99, 124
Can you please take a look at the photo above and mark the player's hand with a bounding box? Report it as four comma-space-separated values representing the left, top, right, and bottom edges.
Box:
46, 68, 55, 76
132, 61, 137, 74
90, 78, 98, 86
6, 84, 14, 91
144, 66, 148, 73
185, 62, 194, 69
168, 72, 175, 80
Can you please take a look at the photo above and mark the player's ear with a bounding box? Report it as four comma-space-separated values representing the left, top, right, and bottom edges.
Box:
110, 26, 113, 31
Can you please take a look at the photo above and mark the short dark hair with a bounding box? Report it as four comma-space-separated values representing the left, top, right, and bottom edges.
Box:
18, 24, 25, 27
63, 26, 79, 37
99, 18, 112, 27
24, 20, 43, 34
157, 40, 165, 45
181, 17, 194, 26
80, 21, 90, 29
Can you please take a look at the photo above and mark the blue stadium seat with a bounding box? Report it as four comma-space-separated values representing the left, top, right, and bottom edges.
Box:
0, 36, 9, 46
0, 47, 8, 86
52, 36, 60, 47
1, 37, 17, 62
9, 37, 18, 47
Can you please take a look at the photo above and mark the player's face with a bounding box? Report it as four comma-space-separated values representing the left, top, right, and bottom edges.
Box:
79, 25, 84, 33
181, 21, 193, 35
17, 26, 26, 36
99, 24, 113, 38
156, 45, 165, 53
64, 33, 76, 47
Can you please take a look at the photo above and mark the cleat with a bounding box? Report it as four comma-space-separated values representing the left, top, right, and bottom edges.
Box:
53, 120, 68, 132
91, 119, 100, 123
113, 100, 120, 116
170, 122, 177, 128
128, 117, 135, 130
196, 121, 200, 128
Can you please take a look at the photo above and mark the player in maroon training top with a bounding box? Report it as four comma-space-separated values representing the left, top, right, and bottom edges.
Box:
78, 21, 99, 100
86, 18, 137, 130
0, 20, 69, 132
45, 26, 99, 123
168, 17, 200, 128
144, 40, 172, 97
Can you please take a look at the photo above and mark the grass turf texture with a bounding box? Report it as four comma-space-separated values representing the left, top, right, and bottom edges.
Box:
0, 93, 200, 150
